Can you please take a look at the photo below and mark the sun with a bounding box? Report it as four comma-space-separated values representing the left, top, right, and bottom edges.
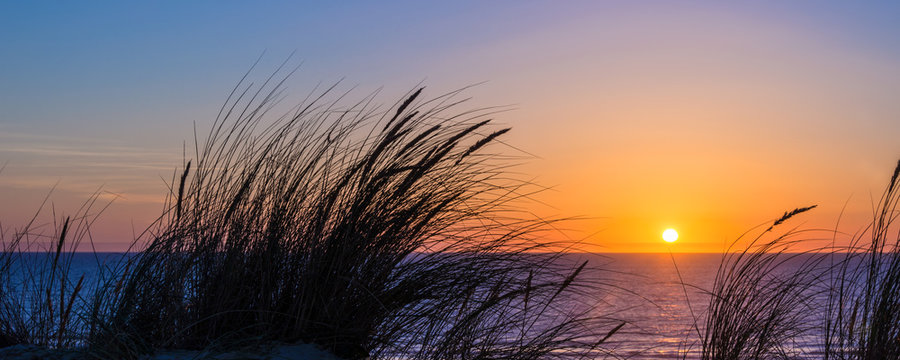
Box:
662, 228, 679, 243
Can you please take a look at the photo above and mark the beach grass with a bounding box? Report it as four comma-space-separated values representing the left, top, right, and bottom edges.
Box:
823, 160, 900, 360
0, 68, 618, 359
675, 161, 900, 360
0, 189, 111, 350
693, 213, 830, 359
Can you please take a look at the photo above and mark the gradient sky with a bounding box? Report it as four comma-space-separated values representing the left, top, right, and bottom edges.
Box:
2, 1, 899, 252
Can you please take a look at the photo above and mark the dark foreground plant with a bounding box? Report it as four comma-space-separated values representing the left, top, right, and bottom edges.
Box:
672, 204, 832, 360
824, 160, 900, 360
697, 217, 829, 360
682, 159, 900, 360
89, 68, 619, 359
0, 190, 109, 350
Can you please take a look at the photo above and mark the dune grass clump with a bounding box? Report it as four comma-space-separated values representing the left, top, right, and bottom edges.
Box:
0, 191, 108, 350
694, 207, 828, 360
824, 160, 900, 360
683, 160, 900, 360
89, 69, 617, 359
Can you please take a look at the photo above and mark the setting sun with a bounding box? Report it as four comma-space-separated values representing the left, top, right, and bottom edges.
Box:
662, 229, 679, 243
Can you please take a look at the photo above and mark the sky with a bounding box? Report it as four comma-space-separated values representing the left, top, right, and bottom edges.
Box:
2, 1, 899, 252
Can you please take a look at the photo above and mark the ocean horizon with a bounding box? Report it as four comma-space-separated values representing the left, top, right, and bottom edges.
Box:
2, 251, 847, 359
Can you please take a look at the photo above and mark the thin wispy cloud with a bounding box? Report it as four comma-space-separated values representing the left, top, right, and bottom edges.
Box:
0, 131, 182, 202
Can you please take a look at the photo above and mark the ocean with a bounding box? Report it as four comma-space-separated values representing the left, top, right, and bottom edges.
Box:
584, 253, 724, 359
1, 252, 842, 358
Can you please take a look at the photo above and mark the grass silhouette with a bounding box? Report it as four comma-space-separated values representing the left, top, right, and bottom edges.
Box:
695, 216, 829, 359
673, 162, 900, 360
823, 160, 900, 360
78, 67, 618, 359
0, 189, 111, 350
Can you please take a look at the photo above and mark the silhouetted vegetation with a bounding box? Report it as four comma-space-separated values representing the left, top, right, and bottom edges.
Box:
1, 69, 619, 359
88, 70, 618, 359
678, 161, 900, 360
692, 210, 830, 359
823, 160, 900, 360
0, 190, 110, 350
